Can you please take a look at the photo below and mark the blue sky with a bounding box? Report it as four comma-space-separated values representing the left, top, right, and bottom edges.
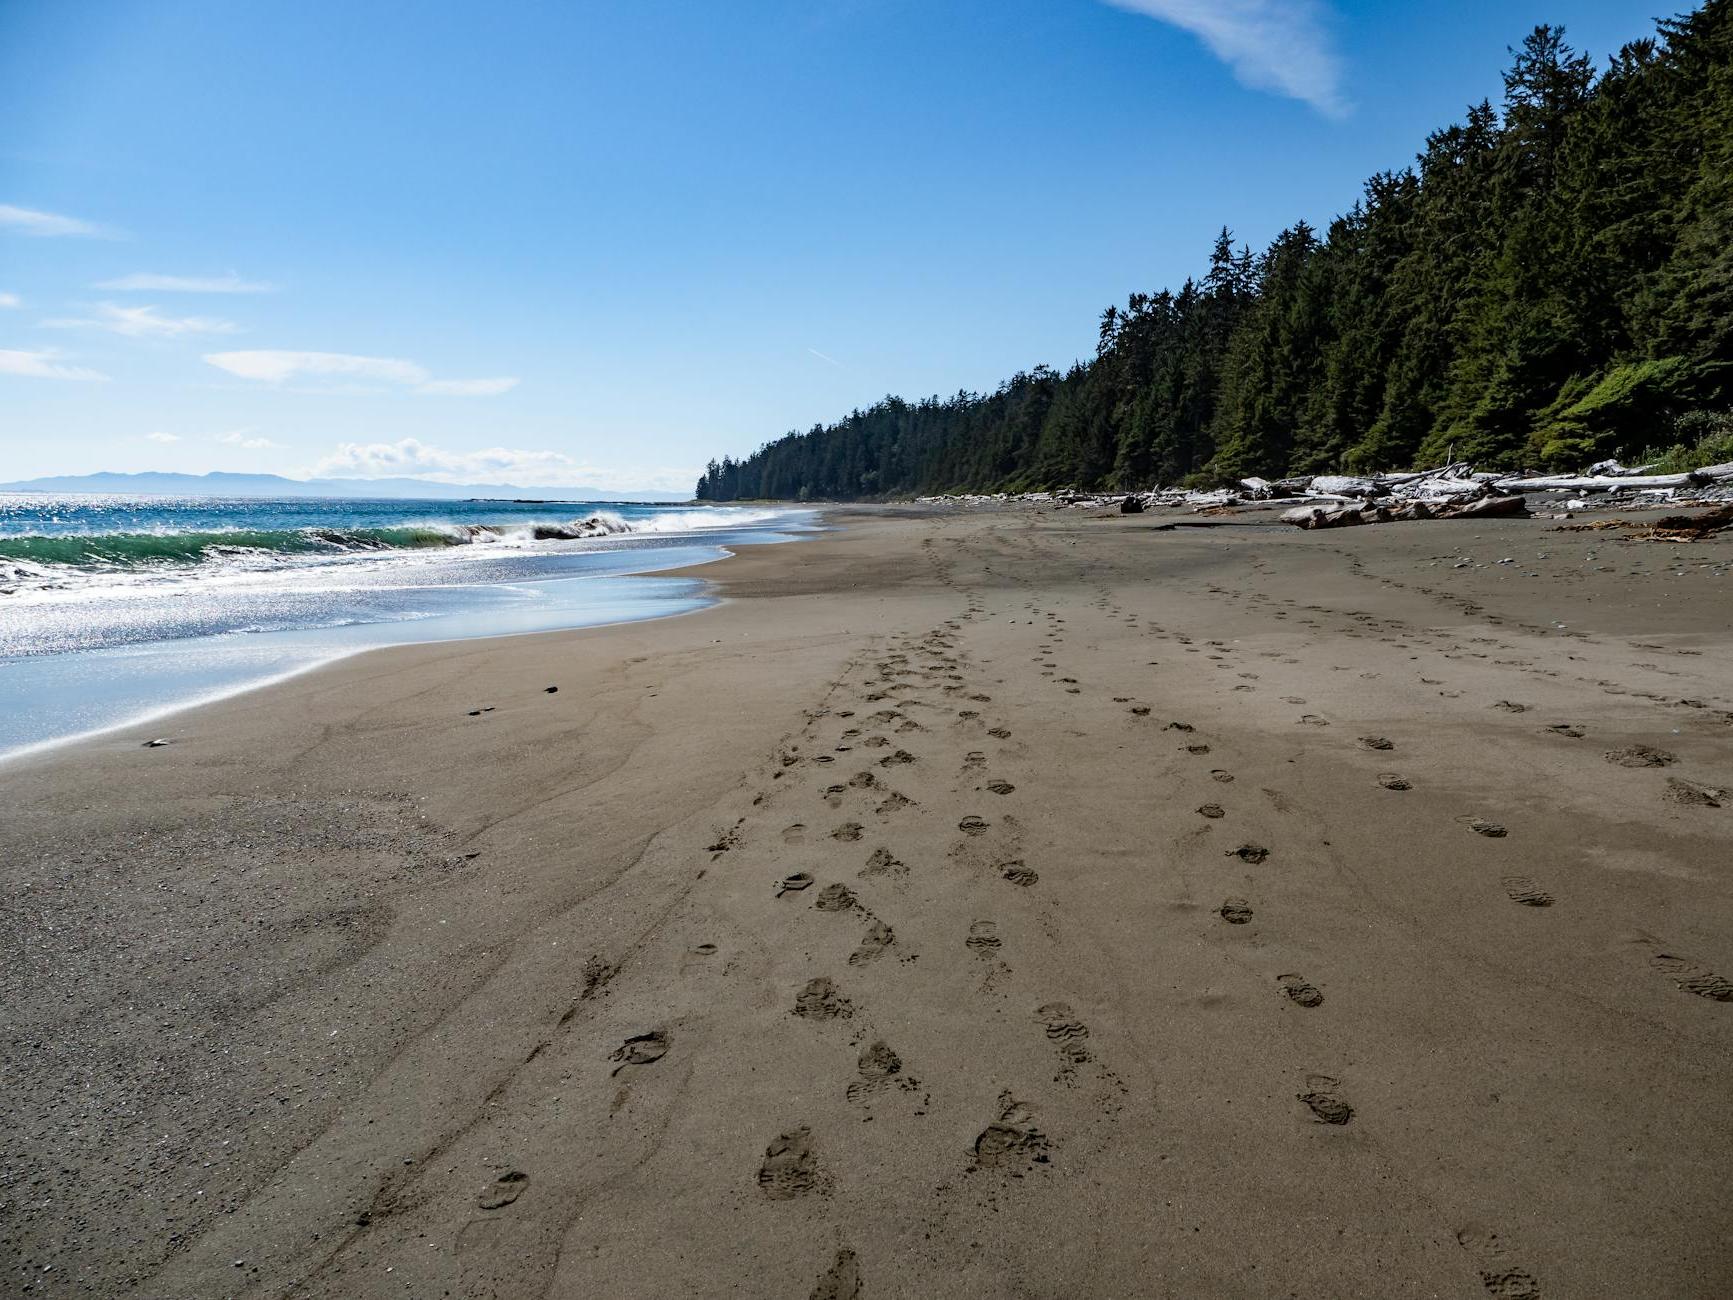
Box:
1, 0, 1664, 493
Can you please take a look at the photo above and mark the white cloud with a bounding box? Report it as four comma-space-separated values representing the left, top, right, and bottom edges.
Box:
203, 349, 518, 396
145, 431, 182, 443
46, 302, 240, 339
313, 437, 574, 483
1103, 0, 1348, 117
310, 438, 697, 492
0, 292, 20, 309
0, 348, 108, 381
95, 272, 276, 294
0, 204, 115, 238
216, 430, 282, 450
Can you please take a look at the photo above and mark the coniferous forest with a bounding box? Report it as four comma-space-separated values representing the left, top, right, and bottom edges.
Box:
697, 7, 1732, 502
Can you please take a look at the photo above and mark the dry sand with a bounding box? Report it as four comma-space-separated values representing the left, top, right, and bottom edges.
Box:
4, 504, 1732, 1298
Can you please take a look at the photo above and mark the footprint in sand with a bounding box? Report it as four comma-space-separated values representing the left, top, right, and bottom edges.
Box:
844, 1040, 912, 1104
1197, 803, 1225, 819
815, 883, 858, 912
1186, 743, 1212, 756
965, 920, 1002, 955
1277, 974, 1323, 1007
1544, 723, 1585, 738
832, 822, 865, 842
1229, 843, 1269, 864
758, 1127, 828, 1199
1000, 861, 1039, 887
1296, 1074, 1353, 1125
876, 792, 915, 815
794, 977, 855, 1019
1604, 744, 1675, 768
608, 1030, 670, 1076
1663, 777, 1724, 808
1210, 769, 1234, 784
986, 780, 1016, 796
477, 1170, 529, 1210
782, 824, 808, 844
1462, 817, 1507, 838
987, 726, 1012, 739
809, 1250, 863, 1300
1219, 898, 1254, 925
1640, 941, 1733, 1001
776, 872, 815, 897
880, 750, 917, 767
972, 1093, 1051, 1171
1455, 1228, 1542, 1300
1377, 773, 1411, 791
1359, 736, 1395, 751
859, 847, 905, 879
958, 815, 990, 836
849, 920, 896, 965
1501, 876, 1555, 907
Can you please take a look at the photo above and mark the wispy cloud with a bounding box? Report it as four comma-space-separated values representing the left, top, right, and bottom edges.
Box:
204, 349, 518, 396
0, 348, 109, 381
145, 431, 182, 443
216, 429, 282, 450
0, 292, 20, 309
313, 437, 578, 483
0, 203, 117, 238
96, 272, 276, 294
1103, 0, 1348, 117
46, 302, 240, 339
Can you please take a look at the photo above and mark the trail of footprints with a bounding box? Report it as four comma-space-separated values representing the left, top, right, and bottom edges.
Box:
464, 522, 1727, 1296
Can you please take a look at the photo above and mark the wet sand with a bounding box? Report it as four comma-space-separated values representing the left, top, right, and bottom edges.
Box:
4, 503, 1732, 1298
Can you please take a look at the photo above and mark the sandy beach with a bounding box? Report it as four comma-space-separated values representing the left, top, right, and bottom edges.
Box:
5, 503, 1731, 1298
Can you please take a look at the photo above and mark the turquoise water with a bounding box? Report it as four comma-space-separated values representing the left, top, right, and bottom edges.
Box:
0, 494, 814, 759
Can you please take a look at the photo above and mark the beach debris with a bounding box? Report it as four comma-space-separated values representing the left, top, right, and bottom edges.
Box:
544, 685, 559, 693
917, 457, 1733, 524
142, 738, 172, 748
775, 871, 815, 897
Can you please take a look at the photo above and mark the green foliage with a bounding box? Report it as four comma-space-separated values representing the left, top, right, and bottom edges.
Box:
697, 4, 1733, 502
1529, 356, 1693, 464
1630, 409, 1733, 471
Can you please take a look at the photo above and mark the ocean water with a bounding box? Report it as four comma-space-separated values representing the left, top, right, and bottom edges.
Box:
0, 494, 815, 759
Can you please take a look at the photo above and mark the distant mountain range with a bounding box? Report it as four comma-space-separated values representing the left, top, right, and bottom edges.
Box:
0, 471, 689, 502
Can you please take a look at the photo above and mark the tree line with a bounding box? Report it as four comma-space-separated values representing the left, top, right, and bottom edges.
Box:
698, 6, 1731, 502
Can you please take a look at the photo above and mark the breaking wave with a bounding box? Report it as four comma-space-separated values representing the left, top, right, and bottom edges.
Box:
0, 507, 789, 592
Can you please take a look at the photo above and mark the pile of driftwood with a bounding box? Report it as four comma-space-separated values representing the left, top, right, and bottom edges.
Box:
1268, 458, 1733, 529
916, 458, 1733, 529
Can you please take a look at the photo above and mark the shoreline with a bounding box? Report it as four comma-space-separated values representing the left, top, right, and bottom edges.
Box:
0, 515, 819, 766
4, 503, 1730, 1297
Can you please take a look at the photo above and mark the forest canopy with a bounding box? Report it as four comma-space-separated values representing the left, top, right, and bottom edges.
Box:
698, 4, 1732, 502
